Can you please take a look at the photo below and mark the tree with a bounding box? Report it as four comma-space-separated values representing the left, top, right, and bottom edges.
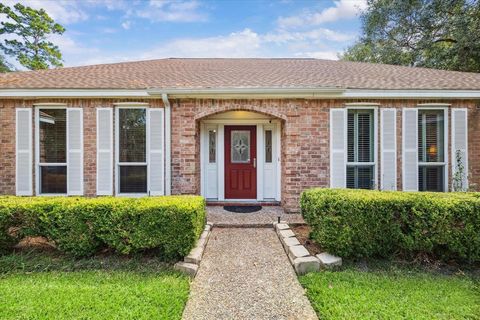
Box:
341, 0, 480, 72
0, 54, 12, 73
0, 3, 65, 70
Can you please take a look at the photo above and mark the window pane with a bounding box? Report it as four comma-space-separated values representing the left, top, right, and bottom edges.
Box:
208, 130, 216, 163
39, 109, 66, 163
347, 110, 373, 163
119, 166, 147, 193
265, 130, 272, 163
347, 113, 355, 162
357, 113, 373, 162
119, 109, 146, 163
357, 166, 374, 189
418, 111, 444, 162
419, 166, 444, 192
41, 166, 67, 194
346, 166, 355, 188
347, 165, 374, 189
231, 130, 250, 163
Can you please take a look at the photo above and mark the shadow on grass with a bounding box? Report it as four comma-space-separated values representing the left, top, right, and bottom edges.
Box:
0, 248, 179, 275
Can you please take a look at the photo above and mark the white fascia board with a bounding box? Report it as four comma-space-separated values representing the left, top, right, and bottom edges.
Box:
343, 89, 480, 99
0, 89, 151, 98
1, 88, 480, 99
148, 87, 345, 99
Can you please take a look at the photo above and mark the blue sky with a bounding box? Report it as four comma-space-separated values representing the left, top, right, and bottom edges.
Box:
2, 0, 367, 67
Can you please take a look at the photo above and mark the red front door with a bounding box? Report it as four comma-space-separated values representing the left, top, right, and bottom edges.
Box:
225, 126, 257, 199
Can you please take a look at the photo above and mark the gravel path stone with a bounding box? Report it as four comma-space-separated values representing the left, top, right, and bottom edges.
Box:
182, 228, 318, 320
207, 206, 305, 227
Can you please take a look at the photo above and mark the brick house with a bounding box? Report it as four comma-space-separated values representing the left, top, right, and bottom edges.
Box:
0, 58, 478, 212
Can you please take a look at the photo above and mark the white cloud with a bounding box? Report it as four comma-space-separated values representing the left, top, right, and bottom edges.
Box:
101, 27, 117, 34
121, 21, 131, 30
136, 0, 207, 22
2, 0, 88, 24
64, 27, 348, 67
48, 34, 100, 57
278, 0, 367, 28
295, 50, 341, 60
142, 28, 261, 58
263, 28, 354, 44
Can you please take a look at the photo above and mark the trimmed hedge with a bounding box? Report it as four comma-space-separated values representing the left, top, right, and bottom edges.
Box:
0, 196, 205, 258
301, 189, 480, 262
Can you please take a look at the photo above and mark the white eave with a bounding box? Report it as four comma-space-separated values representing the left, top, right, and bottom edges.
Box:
0, 87, 480, 99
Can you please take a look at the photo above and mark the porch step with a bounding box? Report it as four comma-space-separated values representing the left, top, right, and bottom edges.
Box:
206, 201, 281, 207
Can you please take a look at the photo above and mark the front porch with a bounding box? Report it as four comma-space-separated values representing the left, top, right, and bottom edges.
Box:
199, 110, 283, 203
206, 205, 304, 227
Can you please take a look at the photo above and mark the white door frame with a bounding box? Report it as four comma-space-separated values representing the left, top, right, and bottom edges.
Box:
200, 118, 281, 201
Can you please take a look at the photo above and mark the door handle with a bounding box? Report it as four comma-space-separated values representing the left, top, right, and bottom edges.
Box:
253, 158, 256, 168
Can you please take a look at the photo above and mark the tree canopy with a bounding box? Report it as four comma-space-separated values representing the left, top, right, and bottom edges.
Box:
342, 0, 480, 72
0, 3, 65, 70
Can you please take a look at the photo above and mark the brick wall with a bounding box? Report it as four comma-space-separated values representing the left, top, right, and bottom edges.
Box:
0, 97, 477, 212
171, 98, 479, 212
0, 98, 164, 196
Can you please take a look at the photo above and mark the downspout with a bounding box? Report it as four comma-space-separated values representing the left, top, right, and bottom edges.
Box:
162, 93, 172, 195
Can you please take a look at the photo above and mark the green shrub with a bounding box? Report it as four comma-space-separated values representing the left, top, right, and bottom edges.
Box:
301, 189, 480, 262
0, 196, 205, 258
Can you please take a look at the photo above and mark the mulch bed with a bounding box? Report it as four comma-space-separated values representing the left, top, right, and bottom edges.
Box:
291, 225, 322, 256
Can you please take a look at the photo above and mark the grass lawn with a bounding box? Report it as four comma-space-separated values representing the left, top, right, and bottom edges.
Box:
0, 250, 190, 320
300, 263, 480, 320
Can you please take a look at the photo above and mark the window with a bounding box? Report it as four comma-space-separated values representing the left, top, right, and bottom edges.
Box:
38, 109, 67, 194
208, 129, 216, 163
231, 130, 250, 163
118, 108, 147, 193
418, 110, 445, 191
265, 130, 272, 163
347, 109, 375, 189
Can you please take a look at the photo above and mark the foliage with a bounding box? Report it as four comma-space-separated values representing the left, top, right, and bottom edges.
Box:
341, 0, 480, 72
0, 196, 206, 258
0, 251, 190, 320
0, 54, 12, 72
0, 3, 65, 70
300, 266, 480, 320
301, 189, 480, 262
452, 149, 467, 191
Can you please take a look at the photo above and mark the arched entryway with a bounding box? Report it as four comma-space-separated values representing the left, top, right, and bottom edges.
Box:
199, 110, 282, 202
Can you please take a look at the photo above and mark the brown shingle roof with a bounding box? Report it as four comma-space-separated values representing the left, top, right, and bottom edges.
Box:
0, 58, 479, 90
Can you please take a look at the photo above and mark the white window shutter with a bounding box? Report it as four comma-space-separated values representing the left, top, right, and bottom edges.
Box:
330, 108, 347, 188
402, 108, 418, 191
452, 108, 468, 191
16, 108, 33, 195
148, 108, 165, 195
67, 108, 83, 195
381, 109, 397, 190
96, 108, 113, 195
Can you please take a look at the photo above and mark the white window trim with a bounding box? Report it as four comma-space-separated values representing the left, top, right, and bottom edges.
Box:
115, 106, 150, 196
417, 106, 449, 192
35, 106, 68, 196
345, 106, 379, 189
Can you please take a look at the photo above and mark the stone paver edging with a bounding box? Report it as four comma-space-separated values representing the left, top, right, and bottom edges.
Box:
274, 221, 342, 275
174, 222, 213, 277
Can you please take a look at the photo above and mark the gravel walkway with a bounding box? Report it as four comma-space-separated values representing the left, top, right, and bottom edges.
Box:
207, 206, 305, 227
182, 228, 318, 320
